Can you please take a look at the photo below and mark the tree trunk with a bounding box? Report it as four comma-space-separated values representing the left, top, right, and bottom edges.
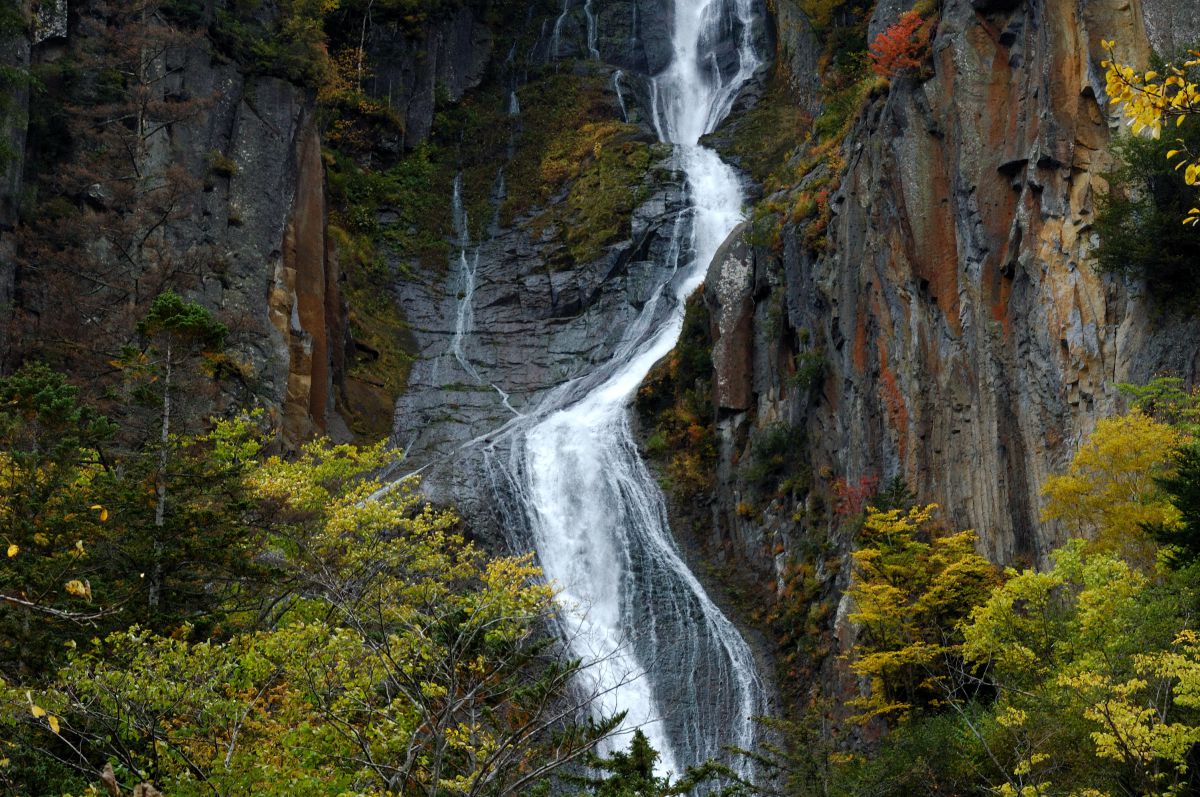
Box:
149, 341, 170, 610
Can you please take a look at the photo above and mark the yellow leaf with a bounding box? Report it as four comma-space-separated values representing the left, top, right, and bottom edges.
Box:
6, 544, 16, 558
47, 715, 60, 734
99, 508, 108, 522
1168, 149, 1182, 158
30, 704, 45, 719
64, 579, 91, 600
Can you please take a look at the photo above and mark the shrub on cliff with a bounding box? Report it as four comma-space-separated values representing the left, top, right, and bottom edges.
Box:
1093, 125, 1200, 299
867, 11, 933, 80
1101, 41, 1200, 224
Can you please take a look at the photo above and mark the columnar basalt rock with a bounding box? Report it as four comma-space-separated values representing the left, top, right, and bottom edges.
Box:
364, 8, 494, 149
704, 0, 1200, 584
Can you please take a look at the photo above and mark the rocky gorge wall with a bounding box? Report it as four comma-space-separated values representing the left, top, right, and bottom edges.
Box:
691, 0, 1200, 710
0, 0, 519, 446
4, 0, 1199, 733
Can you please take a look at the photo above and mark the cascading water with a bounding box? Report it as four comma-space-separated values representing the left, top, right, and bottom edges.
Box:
448, 174, 483, 384
475, 0, 767, 780
584, 0, 600, 59
399, 0, 766, 780
613, 69, 629, 122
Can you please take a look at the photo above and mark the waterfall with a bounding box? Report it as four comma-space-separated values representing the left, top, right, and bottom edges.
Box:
613, 69, 629, 122
449, 174, 482, 384
551, 0, 570, 58
584, 0, 600, 59
497, 0, 766, 779
420, 0, 767, 781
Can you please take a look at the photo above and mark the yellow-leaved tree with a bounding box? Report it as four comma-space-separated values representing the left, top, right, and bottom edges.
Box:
963, 541, 1200, 797
3, 439, 621, 796
846, 504, 1002, 723
1041, 409, 1183, 568
1101, 41, 1200, 224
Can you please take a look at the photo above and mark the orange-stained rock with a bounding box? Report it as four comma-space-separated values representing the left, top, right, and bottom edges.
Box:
271, 118, 344, 449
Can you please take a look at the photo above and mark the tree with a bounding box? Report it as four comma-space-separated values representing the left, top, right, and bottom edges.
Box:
961, 541, 1200, 796
1092, 122, 1200, 295
3, 438, 624, 795
0, 364, 117, 675
1041, 409, 1183, 568
256, 441, 620, 796
1152, 444, 1200, 566
122, 291, 228, 612
1119, 376, 1200, 436
845, 505, 1002, 724
568, 731, 671, 797
1101, 42, 1200, 224
867, 11, 932, 80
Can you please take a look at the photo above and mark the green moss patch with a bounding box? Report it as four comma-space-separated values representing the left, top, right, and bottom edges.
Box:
327, 224, 416, 441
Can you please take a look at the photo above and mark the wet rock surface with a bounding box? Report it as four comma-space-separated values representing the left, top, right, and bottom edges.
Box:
390, 150, 691, 529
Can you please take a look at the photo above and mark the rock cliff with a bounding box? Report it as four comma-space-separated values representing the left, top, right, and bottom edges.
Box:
0, 0, 522, 445
693, 0, 1200, 711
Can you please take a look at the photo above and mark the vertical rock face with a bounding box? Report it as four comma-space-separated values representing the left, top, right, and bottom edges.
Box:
185, 69, 338, 442
1, 3, 345, 444
365, 9, 495, 148
768, 0, 822, 115
125, 57, 350, 445
390, 157, 692, 523
271, 120, 347, 447
705, 0, 1200, 582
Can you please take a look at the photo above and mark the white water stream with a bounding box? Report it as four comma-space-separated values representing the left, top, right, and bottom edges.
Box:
432, 0, 767, 779
517, 0, 764, 778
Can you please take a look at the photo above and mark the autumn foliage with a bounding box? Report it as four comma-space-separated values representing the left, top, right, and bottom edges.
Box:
868, 11, 933, 79
1102, 40, 1200, 224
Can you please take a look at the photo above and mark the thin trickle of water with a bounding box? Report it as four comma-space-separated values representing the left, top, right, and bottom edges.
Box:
509, 90, 521, 116
492, 382, 523, 417
533, 18, 550, 61
613, 70, 629, 122
584, 0, 600, 59
648, 78, 664, 142
551, 0, 570, 58
449, 175, 482, 384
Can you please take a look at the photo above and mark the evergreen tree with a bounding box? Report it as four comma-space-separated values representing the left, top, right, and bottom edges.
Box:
1154, 444, 1200, 566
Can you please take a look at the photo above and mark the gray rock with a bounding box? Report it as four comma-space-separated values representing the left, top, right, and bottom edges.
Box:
365, 8, 494, 148
391, 153, 691, 528
706, 0, 1200, 577
868, 0, 911, 42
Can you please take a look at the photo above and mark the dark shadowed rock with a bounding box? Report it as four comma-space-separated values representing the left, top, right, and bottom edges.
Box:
365, 8, 494, 148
